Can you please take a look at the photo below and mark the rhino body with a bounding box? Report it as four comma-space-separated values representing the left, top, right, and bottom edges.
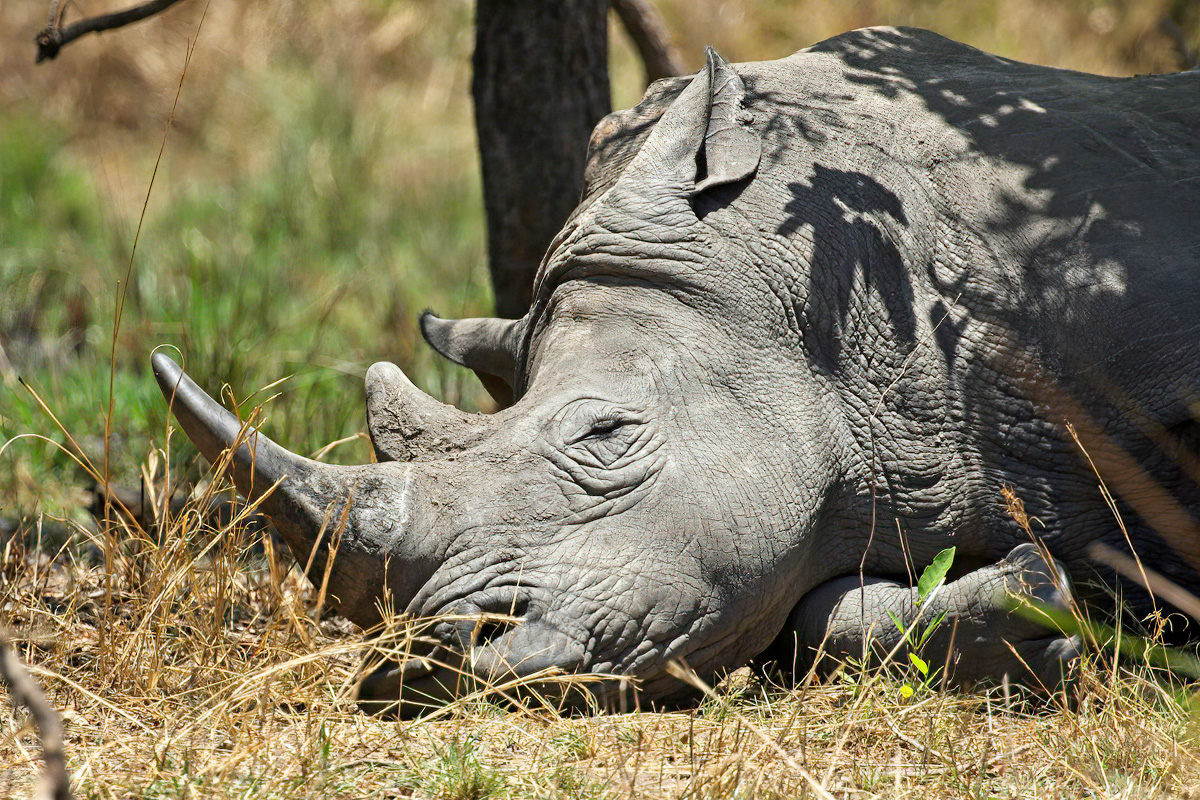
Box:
155, 27, 1200, 711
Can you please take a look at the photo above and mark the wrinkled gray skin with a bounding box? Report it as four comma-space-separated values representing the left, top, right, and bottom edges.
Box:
154, 27, 1200, 714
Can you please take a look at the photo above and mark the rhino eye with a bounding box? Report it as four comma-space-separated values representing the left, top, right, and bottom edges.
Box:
548, 406, 662, 500
583, 418, 627, 440
560, 406, 636, 446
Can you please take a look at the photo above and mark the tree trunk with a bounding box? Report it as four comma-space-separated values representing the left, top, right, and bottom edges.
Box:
473, 0, 610, 319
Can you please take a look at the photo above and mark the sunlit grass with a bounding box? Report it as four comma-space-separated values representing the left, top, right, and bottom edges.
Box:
3, 1, 1200, 798
0, 3, 492, 520
2, 470, 1199, 798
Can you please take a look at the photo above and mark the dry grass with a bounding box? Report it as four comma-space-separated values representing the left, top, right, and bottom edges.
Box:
1, 451, 1200, 798
5, 412, 1200, 798
4, 1, 1200, 798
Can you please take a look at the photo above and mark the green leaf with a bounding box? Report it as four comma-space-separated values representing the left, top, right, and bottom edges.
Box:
917, 547, 957, 602
909, 653, 929, 676
915, 611, 949, 648
899, 684, 914, 699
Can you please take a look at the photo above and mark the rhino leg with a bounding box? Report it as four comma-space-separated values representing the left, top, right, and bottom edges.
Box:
768, 544, 1082, 692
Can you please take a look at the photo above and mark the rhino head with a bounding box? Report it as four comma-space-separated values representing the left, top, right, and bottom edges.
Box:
155, 51, 846, 713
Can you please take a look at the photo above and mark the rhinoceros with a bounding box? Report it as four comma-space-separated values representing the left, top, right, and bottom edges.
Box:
152, 26, 1200, 713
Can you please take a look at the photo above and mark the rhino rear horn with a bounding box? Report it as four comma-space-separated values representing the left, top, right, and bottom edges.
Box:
420, 312, 521, 407
631, 47, 761, 196
364, 360, 484, 461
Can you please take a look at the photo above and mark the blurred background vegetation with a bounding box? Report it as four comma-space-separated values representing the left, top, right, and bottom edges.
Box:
1, 0, 1196, 524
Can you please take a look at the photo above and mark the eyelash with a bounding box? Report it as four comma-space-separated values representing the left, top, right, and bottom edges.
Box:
583, 418, 625, 440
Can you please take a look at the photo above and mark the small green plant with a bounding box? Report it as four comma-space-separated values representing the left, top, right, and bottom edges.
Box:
889, 546, 956, 698
550, 730, 593, 761
543, 764, 611, 800
421, 735, 506, 800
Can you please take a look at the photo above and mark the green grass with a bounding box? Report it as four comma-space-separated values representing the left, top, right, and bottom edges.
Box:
0, 51, 491, 522
3, 3, 1200, 799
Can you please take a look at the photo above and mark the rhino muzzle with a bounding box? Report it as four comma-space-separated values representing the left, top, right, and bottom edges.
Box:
355, 613, 596, 716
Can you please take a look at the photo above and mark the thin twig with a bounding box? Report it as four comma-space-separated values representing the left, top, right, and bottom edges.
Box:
0, 631, 72, 800
35, 0, 190, 63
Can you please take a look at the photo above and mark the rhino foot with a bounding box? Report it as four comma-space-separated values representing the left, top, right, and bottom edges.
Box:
761, 543, 1082, 693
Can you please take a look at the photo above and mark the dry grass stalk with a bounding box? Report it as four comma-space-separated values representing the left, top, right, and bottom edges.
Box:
0, 447, 1197, 798
5, 2, 1200, 796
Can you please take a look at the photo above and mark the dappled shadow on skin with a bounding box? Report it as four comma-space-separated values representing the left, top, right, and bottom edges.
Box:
745, 26, 1200, 334
793, 26, 1199, 336
777, 165, 914, 372
744, 26, 1200, 619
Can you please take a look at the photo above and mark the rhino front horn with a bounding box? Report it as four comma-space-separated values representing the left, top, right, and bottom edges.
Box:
151, 353, 350, 573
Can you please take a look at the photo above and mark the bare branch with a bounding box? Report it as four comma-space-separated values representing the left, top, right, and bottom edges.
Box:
1160, 16, 1199, 70
611, 0, 686, 82
0, 631, 72, 800
35, 0, 190, 63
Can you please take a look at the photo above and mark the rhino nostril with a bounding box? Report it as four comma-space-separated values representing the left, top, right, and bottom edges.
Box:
453, 593, 530, 650
473, 616, 517, 647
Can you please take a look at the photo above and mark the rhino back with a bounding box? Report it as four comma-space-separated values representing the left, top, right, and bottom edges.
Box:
741, 28, 1200, 579
570, 27, 1200, 585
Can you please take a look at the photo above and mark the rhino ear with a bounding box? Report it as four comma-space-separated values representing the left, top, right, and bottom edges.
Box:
694, 48, 761, 193
632, 47, 760, 195
420, 312, 522, 407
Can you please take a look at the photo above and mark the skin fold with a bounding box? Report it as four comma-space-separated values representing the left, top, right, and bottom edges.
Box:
155, 27, 1200, 714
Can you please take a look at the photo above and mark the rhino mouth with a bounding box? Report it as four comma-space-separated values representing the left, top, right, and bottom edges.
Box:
354, 571, 714, 715
355, 646, 677, 718
354, 601, 601, 716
